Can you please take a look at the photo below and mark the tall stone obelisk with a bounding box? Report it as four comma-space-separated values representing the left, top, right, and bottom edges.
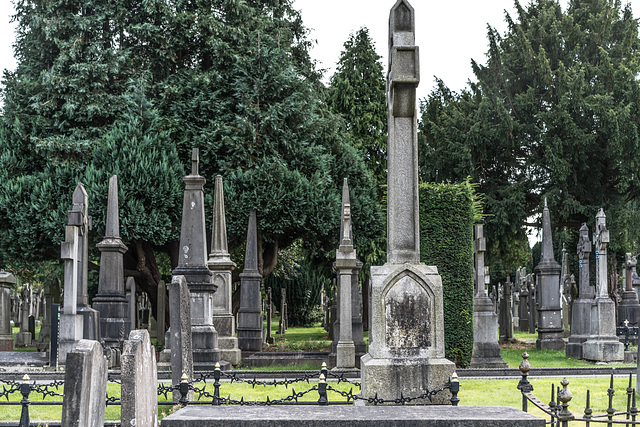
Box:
470, 225, 507, 368
566, 223, 594, 359
93, 175, 130, 351
207, 175, 241, 365
582, 209, 623, 361
172, 148, 221, 369
534, 199, 564, 350
237, 210, 263, 352
360, 0, 455, 404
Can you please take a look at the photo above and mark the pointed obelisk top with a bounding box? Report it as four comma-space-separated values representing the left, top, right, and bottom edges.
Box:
389, 0, 415, 48
72, 182, 88, 206
208, 175, 236, 268
243, 210, 259, 273
541, 198, 555, 262
105, 175, 120, 238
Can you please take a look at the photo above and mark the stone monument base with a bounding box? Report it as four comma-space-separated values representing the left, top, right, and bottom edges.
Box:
536, 328, 565, 351
0, 336, 14, 352
360, 353, 455, 405
14, 332, 31, 348
583, 338, 624, 362
218, 337, 241, 366
470, 342, 508, 368
565, 336, 588, 359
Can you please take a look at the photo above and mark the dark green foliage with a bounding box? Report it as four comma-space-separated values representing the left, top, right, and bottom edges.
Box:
419, 0, 640, 270
419, 181, 475, 367
264, 261, 328, 327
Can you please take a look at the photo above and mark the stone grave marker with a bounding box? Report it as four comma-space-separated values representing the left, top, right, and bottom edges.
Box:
15, 284, 32, 347
169, 275, 193, 402
237, 210, 263, 352
206, 175, 241, 365
93, 175, 129, 354
61, 339, 107, 427
618, 253, 640, 326
360, 0, 455, 404
121, 329, 158, 427
0, 271, 16, 351
534, 199, 564, 350
583, 209, 623, 362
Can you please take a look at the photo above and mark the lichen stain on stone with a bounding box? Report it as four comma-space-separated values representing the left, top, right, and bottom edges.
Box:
385, 275, 430, 349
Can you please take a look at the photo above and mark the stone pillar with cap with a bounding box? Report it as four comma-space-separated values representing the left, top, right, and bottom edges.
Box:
237, 210, 263, 352
618, 253, 640, 327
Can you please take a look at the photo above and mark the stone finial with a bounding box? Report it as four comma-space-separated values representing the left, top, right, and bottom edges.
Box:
0, 271, 16, 285
577, 223, 591, 259
243, 210, 258, 273
105, 175, 120, 238
389, 0, 415, 47
594, 208, 609, 249
339, 178, 353, 245
191, 148, 199, 176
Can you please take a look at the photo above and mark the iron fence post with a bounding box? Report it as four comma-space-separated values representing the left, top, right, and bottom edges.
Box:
18, 374, 30, 427
213, 363, 221, 406
179, 373, 190, 407
317, 374, 328, 406
449, 372, 460, 407
557, 378, 574, 427
607, 372, 615, 426
517, 352, 533, 412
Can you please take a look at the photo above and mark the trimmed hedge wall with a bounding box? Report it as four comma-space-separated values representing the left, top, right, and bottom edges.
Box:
419, 182, 475, 367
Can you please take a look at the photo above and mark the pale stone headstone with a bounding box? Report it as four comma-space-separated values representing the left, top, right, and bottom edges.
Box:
206, 175, 241, 365
470, 225, 507, 368
560, 245, 572, 338
237, 210, 263, 352
0, 271, 16, 351
518, 267, 530, 332
172, 148, 221, 369
618, 253, 640, 326
534, 199, 564, 350
169, 275, 193, 402
93, 175, 129, 353
61, 339, 107, 427
583, 209, 623, 361
72, 183, 100, 342
360, 0, 455, 404
35, 278, 58, 352
59, 192, 85, 364
121, 329, 158, 427
126, 277, 136, 331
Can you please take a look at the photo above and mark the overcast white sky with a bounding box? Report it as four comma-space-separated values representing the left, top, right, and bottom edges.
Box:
4, 1, 640, 100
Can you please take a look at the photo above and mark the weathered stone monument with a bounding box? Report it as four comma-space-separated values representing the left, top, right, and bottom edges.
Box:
360, 0, 455, 404
237, 210, 263, 352
534, 199, 564, 350
512, 271, 520, 331
35, 278, 60, 352
527, 273, 537, 334
92, 175, 130, 352
333, 179, 358, 370
0, 271, 16, 351
121, 329, 158, 427
583, 209, 623, 362
15, 284, 32, 347
518, 267, 530, 332
206, 175, 241, 366
61, 339, 107, 427
560, 244, 572, 338
470, 225, 507, 368
172, 149, 221, 369
566, 223, 594, 359
71, 183, 100, 341
498, 275, 514, 344
330, 179, 366, 368
59, 187, 87, 364
618, 253, 640, 326
169, 275, 193, 402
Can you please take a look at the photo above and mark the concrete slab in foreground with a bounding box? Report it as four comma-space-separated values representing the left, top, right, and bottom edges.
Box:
161, 405, 545, 427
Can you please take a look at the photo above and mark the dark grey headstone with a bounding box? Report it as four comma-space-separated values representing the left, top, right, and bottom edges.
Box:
169, 275, 193, 402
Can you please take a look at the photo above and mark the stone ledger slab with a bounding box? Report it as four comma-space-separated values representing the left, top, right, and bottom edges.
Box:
161, 406, 544, 427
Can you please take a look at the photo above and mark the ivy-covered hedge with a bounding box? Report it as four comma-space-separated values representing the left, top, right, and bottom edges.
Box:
419, 181, 475, 367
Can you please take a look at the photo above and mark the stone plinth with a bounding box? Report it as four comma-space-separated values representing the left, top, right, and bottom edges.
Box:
0, 271, 16, 351
160, 406, 545, 427
361, 263, 455, 404
237, 210, 263, 353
